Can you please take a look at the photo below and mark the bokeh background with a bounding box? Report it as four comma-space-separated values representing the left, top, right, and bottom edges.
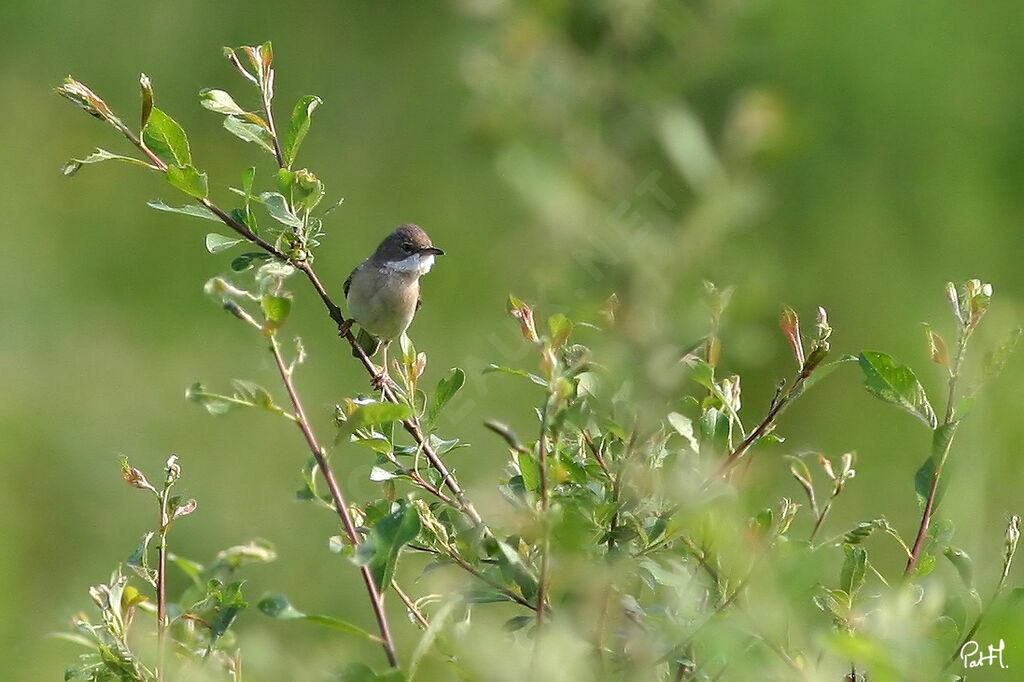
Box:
2, 1, 1022, 679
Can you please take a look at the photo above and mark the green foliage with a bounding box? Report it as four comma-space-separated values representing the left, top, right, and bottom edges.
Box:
284, 95, 321, 167
56, 42, 1023, 682
355, 502, 422, 591
258, 594, 382, 642
858, 351, 937, 429
61, 458, 273, 681
142, 108, 191, 167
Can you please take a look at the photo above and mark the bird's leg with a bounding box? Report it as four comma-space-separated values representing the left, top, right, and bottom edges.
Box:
372, 340, 393, 390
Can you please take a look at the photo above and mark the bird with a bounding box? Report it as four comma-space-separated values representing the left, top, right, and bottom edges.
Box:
344, 224, 444, 388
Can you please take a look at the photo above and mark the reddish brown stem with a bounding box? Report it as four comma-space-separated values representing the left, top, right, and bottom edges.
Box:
270, 336, 399, 668
905, 331, 968, 577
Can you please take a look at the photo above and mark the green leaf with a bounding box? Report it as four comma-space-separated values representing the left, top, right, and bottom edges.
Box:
272, 169, 292, 199
483, 364, 547, 387
166, 165, 209, 199
858, 351, 937, 429
697, 407, 730, 454
427, 368, 465, 427
126, 532, 157, 587
802, 354, 858, 391
143, 107, 191, 166
813, 587, 851, 627
355, 503, 421, 590
841, 518, 891, 545
369, 465, 400, 482
257, 593, 309, 620
944, 546, 974, 588
242, 166, 256, 196
914, 552, 937, 577
139, 73, 153, 128
186, 382, 235, 415
205, 233, 245, 254
515, 450, 540, 492
840, 545, 867, 597
199, 88, 247, 116
338, 402, 413, 440
208, 580, 247, 641
495, 539, 539, 599
147, 198, 220, 221
212, 540, 278, 570
284, 95, 322, 167
932, 419, 959, 467
259, 192, 303, 228
982, 327, 1022, 384
681, 355, 716, 391
223, 115, 275, 154
185, 380, 288, 417
915, 421, 958, 508
231, 252, 272, 272
62, 148, 154, 176
261, 295, 292, 327
548, 313, 573, 349
922, 323, 951, 372
258, 594, 381, 641
914, 456, 941, 510
427, 433, 465, 455
667, 412, 699, 452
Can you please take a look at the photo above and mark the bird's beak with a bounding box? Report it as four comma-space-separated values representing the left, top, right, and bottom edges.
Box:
421, 246, 445, 256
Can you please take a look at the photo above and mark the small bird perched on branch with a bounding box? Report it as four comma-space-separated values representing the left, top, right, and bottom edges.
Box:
344, 224, 444, 388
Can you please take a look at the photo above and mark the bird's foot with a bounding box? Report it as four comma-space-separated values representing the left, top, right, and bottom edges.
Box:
371, 369, 396, 391
338, 319, 354, 337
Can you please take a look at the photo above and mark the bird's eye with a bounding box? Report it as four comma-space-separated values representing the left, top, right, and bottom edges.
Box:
402, 242, 414, 252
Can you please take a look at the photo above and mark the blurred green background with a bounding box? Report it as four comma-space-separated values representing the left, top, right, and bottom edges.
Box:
3, 0, 1022, 679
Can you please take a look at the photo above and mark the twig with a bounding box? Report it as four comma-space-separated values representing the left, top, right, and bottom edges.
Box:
945, 514, 1020, 670
73, 77, 485, 530
156, 490, 169, 682
269, 334, 399, 668
581, 430, 620, 553
259, 70, 287, 169
906, 330, 969, 576
531, 407, 554, 676
445, 547, 538, 611
535, 410, 552, 631
391, 580, 430, 630
401, 541, 538, 613
709, 362, 816, 483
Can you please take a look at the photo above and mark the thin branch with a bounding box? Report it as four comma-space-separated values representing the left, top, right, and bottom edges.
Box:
414, 543, 539, 612
581, 429, 612, 480
156, 491, 169, 682
259, 70, 287, 169
293, 258, 485, 526
808, 494, 837, 543
535, 410, 551, 630
391, 580, 430, 630
269, 334, 399, 668
97, 91, 486, 530
199, 198, 286, 261
581, 430, 620, 554
531, 406, 554, 678
906, 330, 969, 576
945, 515, 1020, 670
710, 362, 815, 483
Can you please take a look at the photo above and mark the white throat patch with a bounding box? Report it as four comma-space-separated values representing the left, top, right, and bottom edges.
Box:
390, 253, 435, 276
